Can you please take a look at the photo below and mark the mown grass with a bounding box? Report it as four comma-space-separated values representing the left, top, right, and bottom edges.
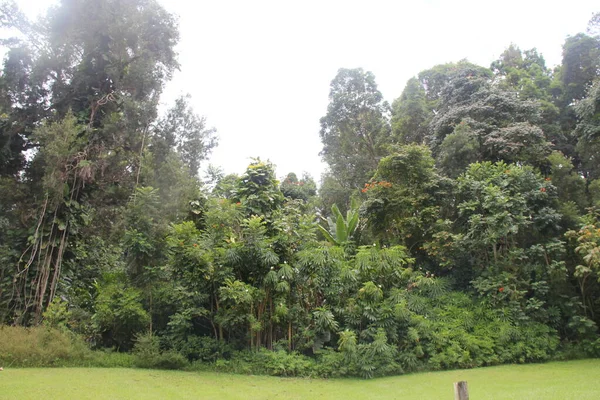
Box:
1, 359, 599, 399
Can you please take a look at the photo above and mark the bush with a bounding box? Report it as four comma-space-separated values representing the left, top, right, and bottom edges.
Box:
132, 332, 188, 370
0, 325, 90, 367
213, 350, 316, 377
313, 349, 348, 378
93, 280, 150, 351
86, 349, 135, 368
409, 293, 561, 371
174, 335, 233, 362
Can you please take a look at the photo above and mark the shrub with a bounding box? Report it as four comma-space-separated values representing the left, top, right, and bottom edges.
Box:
174, 335, 233, 362
213, 350, 316, 377
132, 332, 188, 370
86, 349, 135, 368
93, 280, 150, 351
0, 325, 90, 367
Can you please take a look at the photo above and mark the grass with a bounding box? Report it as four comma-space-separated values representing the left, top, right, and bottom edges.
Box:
1, 359, 599, 399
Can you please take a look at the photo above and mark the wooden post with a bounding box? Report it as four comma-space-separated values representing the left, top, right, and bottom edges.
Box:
454, 381, 469, 400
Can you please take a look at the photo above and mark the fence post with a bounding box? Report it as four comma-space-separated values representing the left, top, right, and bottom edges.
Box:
454, 381, 469, 400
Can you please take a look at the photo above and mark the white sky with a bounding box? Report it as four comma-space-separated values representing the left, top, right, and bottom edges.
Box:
14, 0, 600, 183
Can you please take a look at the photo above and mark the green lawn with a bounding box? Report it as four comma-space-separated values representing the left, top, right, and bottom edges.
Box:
1, 359, 599, 399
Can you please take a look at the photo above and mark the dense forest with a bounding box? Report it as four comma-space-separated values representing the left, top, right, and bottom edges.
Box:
1, 0, 600, 378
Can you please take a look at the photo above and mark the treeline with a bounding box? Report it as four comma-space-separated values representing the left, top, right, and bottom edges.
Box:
1, 0, 600, 378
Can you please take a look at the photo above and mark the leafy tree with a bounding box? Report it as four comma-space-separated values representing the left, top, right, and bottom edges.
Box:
318, 172, 353, 217
391, 77, 430, 144
280, 172, 317, 202
361, 144, 447, 256
588, 11, 600, 37
93, 277, 150, 350
491, 45, 553, 102
574, 78, 600, 179
436, 121, 480, 178
558, 33, 600, 105
429, 64, 551, 170
153, 95, 217, 178
546, 151, 588, 226
417, 60, 492, 107
0, 0, 180, 323
551, 33, 600, 164
427, 161, 565, 320
319, 68, 391, 191
491, 45, 563, 154
566, 210, 600, 319
236, 159, 284, 226
213, 173, 240, 199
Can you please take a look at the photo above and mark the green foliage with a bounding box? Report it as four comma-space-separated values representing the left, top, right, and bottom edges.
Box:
92, 279, 150, 350
42, 297, 71, 330
574, 78, 600, 179
547, 151, 587, 213
0, 325, 90, 367
566, 212, 600, 320
491, 45, 553, 102
559, 34, 600, 104
280, 172, 317, 202
318, 199, 360, 248
428, 162, 561, 274
428, 61, 551, 172
391, 77, 430, 144
2, 0, 600, 382
174, 335, 233, 362
132, 332, 189, 370
361, 144, 445, 254
214, 349, 315, 377
319, 68, 391, 190
236, 159, 284, 224
437, 122, 481, 178
153, 95, 217, 178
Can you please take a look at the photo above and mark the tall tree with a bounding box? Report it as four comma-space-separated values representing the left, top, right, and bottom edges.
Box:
574, 78, 600, 179
319, 68, 391, 192
417, 60, 491, 108
0, 0, 180, 323
549, 33, 600, 164
391, 77, 430, 144
429, 62, 551, 171
153, 95, 217, 178
558, 33, 600, 106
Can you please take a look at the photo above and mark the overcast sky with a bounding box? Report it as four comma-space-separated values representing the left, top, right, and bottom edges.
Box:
16, 0, 599, 183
